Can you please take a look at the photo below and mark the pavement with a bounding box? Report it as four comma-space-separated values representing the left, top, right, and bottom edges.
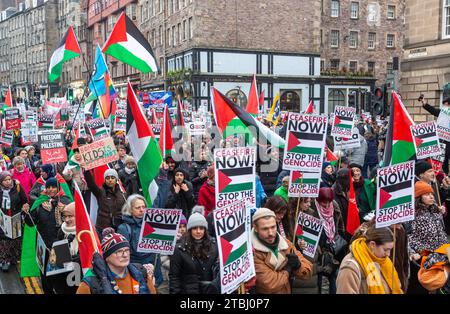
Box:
0, 264, 42, 294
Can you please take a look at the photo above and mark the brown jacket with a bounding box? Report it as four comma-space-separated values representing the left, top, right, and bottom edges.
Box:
336, 251, 398, 294
251, 230, 313, 294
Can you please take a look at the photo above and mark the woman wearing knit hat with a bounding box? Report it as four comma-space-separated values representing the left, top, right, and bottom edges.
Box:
169, 208, 219, 294
118, 156, 142, 196
76, 228, 156, 294
83, 167, 126, 233
165, 168, 195, 218
0, 171, 28, 272
10, 156, 36, 201
29, 164, 55, 206
117, 194, 163, 288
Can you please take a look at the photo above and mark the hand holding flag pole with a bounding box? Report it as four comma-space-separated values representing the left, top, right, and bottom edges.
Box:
77, 230, 100, 253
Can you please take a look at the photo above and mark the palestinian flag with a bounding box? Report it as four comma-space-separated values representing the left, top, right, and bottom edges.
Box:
86, 118, 108, 140
158, 105, 174, 158
305, 100, 315, 114
383, 91, 415, 166
74, 182, 102, 274
114, 110, 127, 131
379, 180, 412, 210
2, 86, 13, 112
219, 221, 247, 266
333, 114, 353, 129
48, 26, 81, 82
0, 130, 13, 146
126, 81, 162, 206
287, 131, 323, 155
142, 220, 177, 242
212, 88, 285, 149
38, 113, 54, 129
102, 12, 158, 73
246, 74, 259, 116
218, 167, 254, 194
291, 171, 320, 185
347, 169, 360, 235
55, 173, 73, 201
325, 145, 339, 166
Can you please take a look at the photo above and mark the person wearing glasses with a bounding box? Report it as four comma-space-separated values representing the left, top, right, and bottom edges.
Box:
76, 228, 156, 294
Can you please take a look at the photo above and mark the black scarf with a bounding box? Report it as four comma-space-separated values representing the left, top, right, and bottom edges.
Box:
257, 233, 280, 252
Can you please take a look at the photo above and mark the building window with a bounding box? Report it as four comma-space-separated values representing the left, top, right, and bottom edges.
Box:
387, 5, 396, 19
330, 59, 340, 70
349, 61, 358, 72
349, 31, 358, 48
443, 0, 450, 39
189, 17, 193, 39
168, 0, 173, 15
386, 34, 395, 47
168, 28, 172, 47
350, 2, 359, 19
328, 89, 345, 113
387, 62, 393, 74
178, 23, 181, 44
152, 29, 156, 47
320, 59, 325, 71
368, 32, 376, 49
367, 61, 375, 74
160, 26, 163, 45
172, 26, 176, 46
331, 0, 339, 17
330, 30, 339, 47
183, 20, 187, 40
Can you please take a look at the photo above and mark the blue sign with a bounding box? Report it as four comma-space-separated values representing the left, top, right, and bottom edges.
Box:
141, 91, 173, 108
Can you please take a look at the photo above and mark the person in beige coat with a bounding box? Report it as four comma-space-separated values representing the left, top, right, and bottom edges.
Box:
336, 225, 403, 294
251, 207, 313, 294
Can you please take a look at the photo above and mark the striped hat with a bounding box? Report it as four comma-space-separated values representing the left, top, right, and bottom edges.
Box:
101, 228, 130, 259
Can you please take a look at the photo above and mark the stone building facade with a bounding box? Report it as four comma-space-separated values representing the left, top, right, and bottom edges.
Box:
400, 0, 450, 122
321, 0, 405, 85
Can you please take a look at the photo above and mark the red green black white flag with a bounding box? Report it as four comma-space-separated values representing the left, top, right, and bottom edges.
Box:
48, 26, 81, 82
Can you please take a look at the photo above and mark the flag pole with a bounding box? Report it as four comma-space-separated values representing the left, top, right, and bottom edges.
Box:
391, 225, 396, 293
292, 172, 304, 244
434, 179, 442, 207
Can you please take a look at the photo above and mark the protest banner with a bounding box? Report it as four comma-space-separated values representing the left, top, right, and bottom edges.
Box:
282, 113, 327, 172
21, 121, 38, 144
24, 110, 38, 122
331, 106, 356, 138
86, 118, 109, 140
0, 212, 22, 239
376, 161, 415, 228
36, 233, 47, 274
214, 201, 255, 294
4, 108, 21, 130
141, 91, 173, 108
151, 124, 162, 141
0, 130, 14, 146
38, 113, 54, 129
79, 137, 119, 170
46, 240, 75, 277
288, 171, 321, 198
410, 121, 441, 159
436, 107, 450, 142
431, 143, 446, 174
214, 147, 256, 209
114, 110, 127, 131
187, 122, 206, 136
38, 130, 67, 164
137, 208, 182, 254
334, 131, 361, 150
295, 212, 324, 259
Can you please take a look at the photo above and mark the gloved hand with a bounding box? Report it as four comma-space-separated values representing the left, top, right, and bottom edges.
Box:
284, 253, 301, 275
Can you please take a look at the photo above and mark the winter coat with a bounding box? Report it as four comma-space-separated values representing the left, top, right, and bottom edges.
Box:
364, 136, 379, 165
256, 176, 267, 208
165, 181, 195, 218
24, 195, 71, 248
188, 160, 209, 200
84, 170, 126, 230
29, 177, 46, 206
197, 181, 215, 217
346, 135, 367, 166
117, 215, 163, 286
258, 159, 282, 197
11, 166, 36, 200
118, 168, 142, 197
62, 156, 86, 190
169, 237, 219, 294
320, 171, 335, 188
251, 230, 312, 294
0, 181, 28, 240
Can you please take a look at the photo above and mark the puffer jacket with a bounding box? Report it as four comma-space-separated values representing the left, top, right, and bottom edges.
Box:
169, 236, 219, 294
118, 168, 142, 197
11, 166, 36, 200
0, 181, 28, 240
117, 215, 163, 286
84, 170, 126, 230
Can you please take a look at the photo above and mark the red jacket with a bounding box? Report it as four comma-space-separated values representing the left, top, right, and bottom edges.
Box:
11, 166, 36, 200
197, 181, 215, 217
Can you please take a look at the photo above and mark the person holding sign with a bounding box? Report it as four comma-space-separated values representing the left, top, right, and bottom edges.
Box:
251, 207, 312, 294
116, 194, 163, 288
0, 171, 28, 272
336, 225, 403, 294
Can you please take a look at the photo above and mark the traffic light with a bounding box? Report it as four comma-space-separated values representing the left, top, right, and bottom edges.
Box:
67, 88, 74, 101
371, 84, 388, 117
348, 92, 356, 107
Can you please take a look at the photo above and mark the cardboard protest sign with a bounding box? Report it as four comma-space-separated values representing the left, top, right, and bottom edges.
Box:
187, 122, 206, 136
334, 130, 361, 150
0, 212, 22, 239
431, 143, 446, 174
86, 118, 109, 140
410, 121, 441, 159
4, 108, 21, 130
137, 208, 182, 254
38, 130, 67, 164
214, 147, 256, 210
436, 107, 450, 142
288, 171, 321, 198
36, 233, 47, 274
46, 239, 74, 277
114, 110, 127, 131
376, 161, 415, 228
21, 121, 38, 144
78, 137, 119, 170
214, 201, 255, 294
331, 106, 356, 138
0, 130, 14, 146
295, 212, 324, 259
38, 113, 54, 129
282, 113, 327, 172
